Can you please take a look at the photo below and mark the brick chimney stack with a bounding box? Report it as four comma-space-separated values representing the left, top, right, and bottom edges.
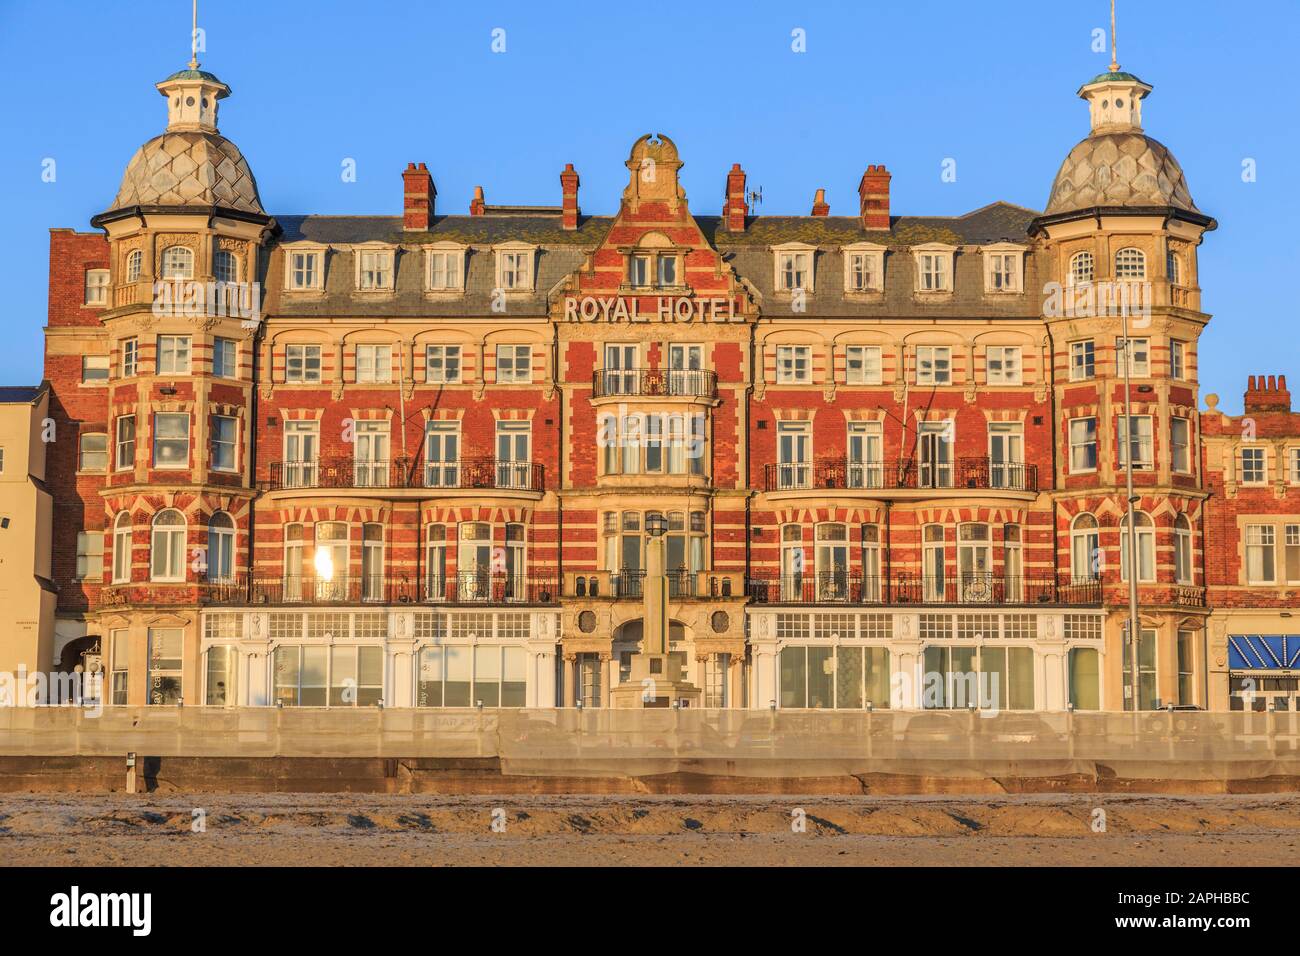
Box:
470, 186, 486, 216
1244, 374, 1292, 413
402, 162, 436, 231
811, 188, 829, 216
560, 164, 580, 230
858, 165, 891, 230
722, 163, 747, 232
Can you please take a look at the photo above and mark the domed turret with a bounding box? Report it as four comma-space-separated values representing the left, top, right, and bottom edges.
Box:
1045, 68, 1197, 215
98, 62, 265, 220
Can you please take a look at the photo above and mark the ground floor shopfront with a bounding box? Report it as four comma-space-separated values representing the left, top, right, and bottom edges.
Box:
48, 604, 1220, 712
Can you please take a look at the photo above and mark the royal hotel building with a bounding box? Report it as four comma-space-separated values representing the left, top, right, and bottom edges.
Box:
29, 53, 1300, 714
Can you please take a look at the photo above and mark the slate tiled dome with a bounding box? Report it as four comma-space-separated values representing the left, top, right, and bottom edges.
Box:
111, 130, 264, 215
1045, 131, 1197, 215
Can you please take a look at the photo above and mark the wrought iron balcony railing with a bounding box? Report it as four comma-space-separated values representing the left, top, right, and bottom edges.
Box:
606, 568, 699, 599
745, 573, 1101, 607
266, 456, 544, 493
763, 457, 1039, 493
204, 573, 559, 606
592, 367, 717, 400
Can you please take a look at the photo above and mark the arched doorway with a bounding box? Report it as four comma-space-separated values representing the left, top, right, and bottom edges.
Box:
54, 635, 101, 704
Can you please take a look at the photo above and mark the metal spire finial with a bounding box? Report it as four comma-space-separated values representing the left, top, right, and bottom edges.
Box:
189, 0, 200, 69
1110, 0, 1120, 73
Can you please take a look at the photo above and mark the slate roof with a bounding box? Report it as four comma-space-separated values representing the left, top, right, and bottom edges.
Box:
0, 385, 45, 404
268, 203, 1044, 319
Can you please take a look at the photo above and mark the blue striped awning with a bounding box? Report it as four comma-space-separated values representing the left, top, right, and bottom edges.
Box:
1228, 635, 1300, 671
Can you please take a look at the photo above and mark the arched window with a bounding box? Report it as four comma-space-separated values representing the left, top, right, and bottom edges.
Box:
150, 509, 186, 582
207, 512, 235, 583
1120, 511, 1156, 583
815, 524, 848, 598
425, 524, 447, 600
125, 249, 143, 283
112, 512, 132, 584
213, 249, 238, 284
1174, 514, 1193, 585
861, 525, 881, 601
1166, 249, 1182, 286
362, 523, 384, 601
160, 245, 194, 280
458, 521, 492, 600
923, 524, 946, 601
283, 524, 304, 599
314, 522, 349, 600
1003, 524, 1023, 601
1068, 251, 1094, 286
1114, 247, 1146, 280
1071, 513, 1100, 582
780, 524, 804, 600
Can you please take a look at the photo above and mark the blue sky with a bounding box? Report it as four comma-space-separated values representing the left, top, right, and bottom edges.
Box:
0, 0, 1295, 411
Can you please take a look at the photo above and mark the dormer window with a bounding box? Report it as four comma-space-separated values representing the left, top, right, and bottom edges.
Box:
628, 253, 678, 288
842, 243, 885, 293
426, 246, 465, 291
357, 248, 394, 291
495, 246, 535, 291
286, 249, 324, 291
776, 249, 812, 293
912, 244, 955, 293
983, 245, 1024, 293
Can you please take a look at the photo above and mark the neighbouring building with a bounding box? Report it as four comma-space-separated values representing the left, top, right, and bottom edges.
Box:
0, 385, 57, 689
34, 46, 1297, 712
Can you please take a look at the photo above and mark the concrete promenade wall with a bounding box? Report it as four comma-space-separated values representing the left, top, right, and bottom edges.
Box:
0, 709, 1298, 794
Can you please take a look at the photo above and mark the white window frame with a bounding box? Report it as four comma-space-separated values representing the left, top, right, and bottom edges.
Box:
915, 345, 952, 386
1117, 415, 1154, 470
842, 243, 885, 293
1290, 448, 1300, 486
1114, 247, 1147, 280
212, 337, 237, 379
355, 343, 394, 384
844, 345, 883, 385
982, 244, 1024, 293
773, 244, 815, 293
1239, 447, 1267, 486
494, 245, 536, 292
1245, 524, 1276, 585
1169, 339, 1186, 380
1069, 417, 1098, 474
1069, 340, 1095, 381
78, 432, 107, 472
81, 355, 109, 385
425, 245, 465, 291
150, 511, 187, 583
75, 531, 104, 581
121, 338, 139, 378
775, 345, 812, 384
210, 415, 238, 473
1118, 337, 1150, 377
912, 244, 955, 293
985, 346, 1022, 385
156, 335, 192, 375
160, 246, 194, 280
495, 344, 532, 384
213, 249, 238, 284
425, 344, 462, 384
152, 412, 190, 471
1170, 417, 1191, 474
85, 269, 110, 306
115, 415, 136, 471
1068, 250, 1095, 287
284, 344, 323, 384
285, 248, 325, 291
355, 246, 395, 291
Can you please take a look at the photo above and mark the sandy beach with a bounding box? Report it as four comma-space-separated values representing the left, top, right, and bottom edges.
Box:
1, 792, 1297, 866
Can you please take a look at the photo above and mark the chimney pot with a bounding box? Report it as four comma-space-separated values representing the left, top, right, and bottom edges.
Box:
811, 188, 829, 216
723, 163, 747, 232
858, 165, 891, 230
470, 185, 486, 216
402, 162, 436, 232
